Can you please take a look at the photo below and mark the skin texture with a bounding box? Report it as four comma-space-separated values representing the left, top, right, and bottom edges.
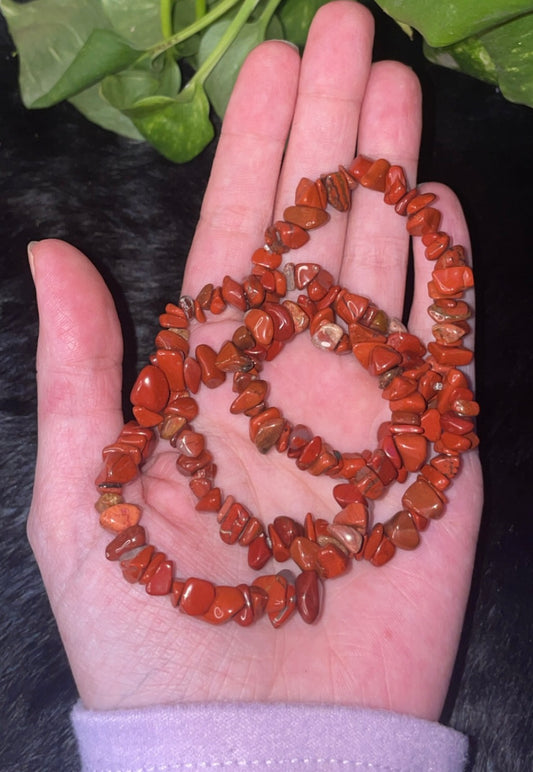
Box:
28, 1, 483, 721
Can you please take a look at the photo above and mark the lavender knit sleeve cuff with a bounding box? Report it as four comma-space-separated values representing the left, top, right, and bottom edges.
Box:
71, 700, 469, 771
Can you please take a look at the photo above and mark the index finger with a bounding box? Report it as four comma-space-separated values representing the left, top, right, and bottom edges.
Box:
182, 41, 300, 296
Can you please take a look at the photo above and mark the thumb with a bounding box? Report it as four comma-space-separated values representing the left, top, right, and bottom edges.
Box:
28, 240, 124, 578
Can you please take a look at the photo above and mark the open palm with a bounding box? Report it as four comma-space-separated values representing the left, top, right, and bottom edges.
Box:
28, 2, 482, 722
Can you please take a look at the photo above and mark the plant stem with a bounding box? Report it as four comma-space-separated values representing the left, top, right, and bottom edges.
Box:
148, 0, 241, 60
192, 0, 260, 85
160, 0, 174, 38
195, 0, 207, 20
257, 0, 283, 34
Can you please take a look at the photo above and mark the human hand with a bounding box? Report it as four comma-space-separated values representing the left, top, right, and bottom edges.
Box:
28, 1, 482, 721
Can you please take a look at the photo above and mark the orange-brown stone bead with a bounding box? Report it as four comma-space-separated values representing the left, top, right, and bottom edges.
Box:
348, 155, 372, 180
424, 232, 450, 261
174, 429, 204, 458
139, 552, 166, 585
322, 171, 351, 211
394, 434, 428, 472
221, 275, 247, 311
263, 302, 295, 341
370, 535, 396, 566
272, 516, 304, 548
234, 584, 268, 627
273, 220, 310, 249
315, 544, 349, 579
253, 574, 288, 614
230, 379, 268, 414
99, 503, 141, 532
283, 205, 330, 230
105, 525, 146, 560
333, 502, 368, 532
195, 487, 222, 512
382, 375, 418, 401
180, 578, 217, 616
428, 342, 474, 367
421, 463, 450, 491
290, 536, 320, 572
333, 482, 365, 507
268, 524, 291, 562
420, 408, 442, 442
248, 533, 272, 569
219, 503, 250, 544
152, 349, 187, 391
145, 559, 174, 595
269, 584, 297, 628
245, 308, 274, 346
202, 586, 246, 624
101, 451, 139, 484
282, 300, 309, 333
243, 275, 266, 307
428, 299, 471, 324
353, 465, 384, 500
155, 330, 190, 356
363, 523, 384, 561
368, 449, 398, 486
431, 266, 474, 295
96, 491, 124, 514
252, 248, 282, 270
130, 365, 169, 414
384, 165, 407, 204
406, 192, 436, 215
238, 516, 263, 546
296, 571, 321, 624
215, 340, 255, 373
171, 579, 185, 607
166, 395, 198, 421
183, 356, 202, 393
407, 207, 441, 236
359, 158, 390, 191
283, 204, 329, 231
195, 344, 226, 388
431, 454, 461, 478
328, 523, 363, 555
384, 510, 420, 550
209, 286, 226, 315
402, 478, 445, 520
368, 345, 403, 376
120, 545, 155, 583
295, 177, 327, 208
390, 391, 427, 415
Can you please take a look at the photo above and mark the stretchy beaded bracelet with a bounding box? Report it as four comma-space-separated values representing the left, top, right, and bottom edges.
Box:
95, 155, 479, 628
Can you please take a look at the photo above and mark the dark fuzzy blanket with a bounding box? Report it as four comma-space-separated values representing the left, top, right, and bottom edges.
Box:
1, 7, 532, 771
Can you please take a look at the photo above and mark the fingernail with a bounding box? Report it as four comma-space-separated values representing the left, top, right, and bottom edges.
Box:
27, 241, 39, 280
270, 39, 300, 52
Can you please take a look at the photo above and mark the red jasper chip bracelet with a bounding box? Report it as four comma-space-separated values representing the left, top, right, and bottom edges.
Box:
95, 155, 479, 628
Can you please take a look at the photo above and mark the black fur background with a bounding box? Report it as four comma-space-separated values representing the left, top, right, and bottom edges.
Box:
1, 5, 532, 770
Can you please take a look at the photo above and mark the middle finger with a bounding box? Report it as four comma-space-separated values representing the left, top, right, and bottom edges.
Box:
274, 1, 375, 274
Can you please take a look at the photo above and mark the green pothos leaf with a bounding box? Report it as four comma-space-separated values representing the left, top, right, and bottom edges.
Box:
0, 0, 113, 107
32, 29, 141, 108
425, 12, 533, 107
373, 0, 533, 47
100, 0, 162, 48
101, 54, 182, 109
279, 0, 329, 47
172, 0, 203, 57
120, 79, 215, 162
2, 0, 532, 165
69, 84, 144, 140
